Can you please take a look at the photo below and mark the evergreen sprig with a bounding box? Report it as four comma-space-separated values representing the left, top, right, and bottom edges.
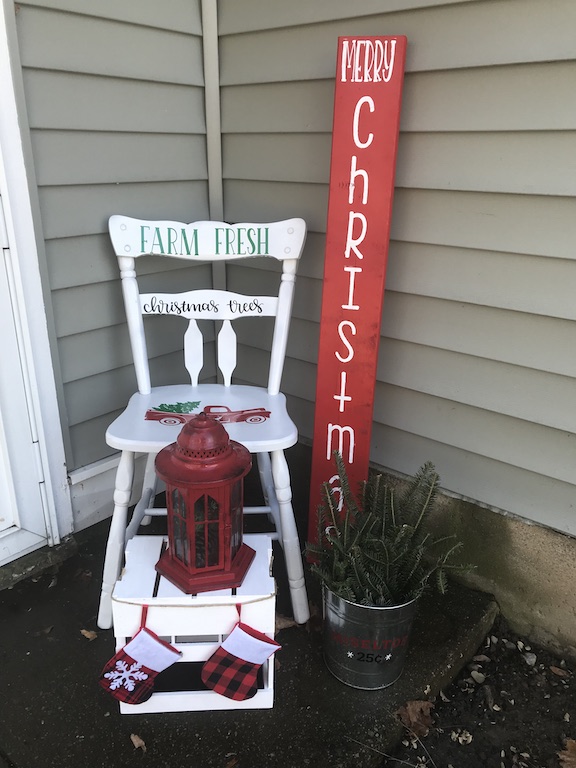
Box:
306, 452, 472, 607
153, 401, 201, 414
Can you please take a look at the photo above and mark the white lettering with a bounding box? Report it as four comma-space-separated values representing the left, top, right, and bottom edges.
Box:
333, 371, 352, 413
345, 212, 367, 259
341, 39, 397, 83
382, 39, 396, 83
363, 40, 374, 83
353, 97, 374, 149
327, 473, 344, 513
342, 266, 362, 310
327, 423, 355, 463
349, 156, 369, 206
336, 320, 356, 363
341, 39, 356, 82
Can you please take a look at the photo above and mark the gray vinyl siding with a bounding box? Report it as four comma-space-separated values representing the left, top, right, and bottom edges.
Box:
15, 0, 209, 469
218, 0, 576, 534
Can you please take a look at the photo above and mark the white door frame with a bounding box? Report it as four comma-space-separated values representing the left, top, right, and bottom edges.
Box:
0, 0, 72, 563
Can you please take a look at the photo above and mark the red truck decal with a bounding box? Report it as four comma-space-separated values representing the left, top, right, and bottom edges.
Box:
145, 405, 271, 425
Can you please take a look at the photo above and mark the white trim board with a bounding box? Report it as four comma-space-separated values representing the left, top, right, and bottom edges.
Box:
0, 0, 73, 545
69, 454, 147, 532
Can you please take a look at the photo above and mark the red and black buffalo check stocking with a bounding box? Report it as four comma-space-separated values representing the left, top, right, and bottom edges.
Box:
201, 620, 280, 701
99, 607, 181, 704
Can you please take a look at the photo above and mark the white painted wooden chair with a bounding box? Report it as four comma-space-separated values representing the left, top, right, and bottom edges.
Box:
97, 215, 309, 629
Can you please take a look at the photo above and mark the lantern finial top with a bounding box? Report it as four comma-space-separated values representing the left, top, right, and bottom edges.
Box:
155, 410, 252, 484
175, 411, 231, 461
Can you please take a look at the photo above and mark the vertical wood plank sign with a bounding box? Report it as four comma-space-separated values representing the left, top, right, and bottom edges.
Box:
308, 36, 407, 543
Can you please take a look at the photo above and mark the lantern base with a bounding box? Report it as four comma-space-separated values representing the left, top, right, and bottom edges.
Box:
155, 544, 257, 594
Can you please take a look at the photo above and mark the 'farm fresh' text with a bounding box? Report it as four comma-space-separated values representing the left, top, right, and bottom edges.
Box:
139, 225, 270, 257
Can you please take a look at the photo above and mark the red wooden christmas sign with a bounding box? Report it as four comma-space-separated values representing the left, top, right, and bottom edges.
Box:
308, 36, 407, 542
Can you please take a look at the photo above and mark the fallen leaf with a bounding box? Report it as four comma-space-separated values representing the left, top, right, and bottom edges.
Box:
275, 614, 297, 632
73, 568, 92, 582
451, 728, 473, 745
471, 670, 486, 684
225, 758, 239, 768
395, 700, 434, 738
482, 684, 495, 710
559, 739, 576, 767
80, 629, 97, 641
551, 665, 570, 678
33, 625, 54, 637
130, 733, 146, 752
305, 602, 322, 634
473, 654, 491, 663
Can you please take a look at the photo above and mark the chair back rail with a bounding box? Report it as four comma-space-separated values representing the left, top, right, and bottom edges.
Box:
109, 217, 306, 394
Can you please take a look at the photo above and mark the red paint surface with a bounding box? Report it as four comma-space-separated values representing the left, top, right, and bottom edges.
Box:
308, 36, 407, 542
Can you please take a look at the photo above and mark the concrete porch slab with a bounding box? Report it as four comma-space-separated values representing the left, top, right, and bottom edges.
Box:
0, 518, 497, 768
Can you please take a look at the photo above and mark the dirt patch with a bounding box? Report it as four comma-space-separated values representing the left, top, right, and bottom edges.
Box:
386, 616, 576, 768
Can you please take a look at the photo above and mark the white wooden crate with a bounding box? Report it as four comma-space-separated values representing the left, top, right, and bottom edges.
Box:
111, 533, 276, 714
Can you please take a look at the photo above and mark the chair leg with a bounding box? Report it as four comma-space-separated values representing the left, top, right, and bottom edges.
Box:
124, 452, 158, 542
270, 450, 310, 624
97, 450, 135, 630
256, 452, 281, 534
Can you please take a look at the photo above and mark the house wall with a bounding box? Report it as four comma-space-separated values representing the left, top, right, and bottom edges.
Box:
217, 0, 576, 537
6, 0, 576, 649
13, 0, 211, 482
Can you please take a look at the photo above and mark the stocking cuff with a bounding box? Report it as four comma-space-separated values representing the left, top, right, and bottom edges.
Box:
124, 628, 181, 673
221, 623, 280, 665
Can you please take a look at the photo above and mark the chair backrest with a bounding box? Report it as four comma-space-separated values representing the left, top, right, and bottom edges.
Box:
108, 216, 307, 396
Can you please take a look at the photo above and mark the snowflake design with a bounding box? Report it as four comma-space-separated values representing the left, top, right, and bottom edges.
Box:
104, 660, 149, 691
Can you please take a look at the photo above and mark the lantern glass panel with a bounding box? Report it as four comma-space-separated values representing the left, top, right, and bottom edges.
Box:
171, 488, 189, 565
192, 494, 222, 569
207, 495, 220, 567
194, 495, 205, 522
194, 523, 205, 568
230, 480, 243, 558
194, 496, 206, 568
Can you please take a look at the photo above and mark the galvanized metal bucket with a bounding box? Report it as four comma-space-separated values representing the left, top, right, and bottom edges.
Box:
323, 588, 418, 689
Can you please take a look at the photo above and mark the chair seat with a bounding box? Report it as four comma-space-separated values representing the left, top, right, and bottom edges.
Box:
106, 383, 298, 454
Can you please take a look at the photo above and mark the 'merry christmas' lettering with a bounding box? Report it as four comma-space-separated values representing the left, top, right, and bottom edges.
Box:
308, 36, 406, 544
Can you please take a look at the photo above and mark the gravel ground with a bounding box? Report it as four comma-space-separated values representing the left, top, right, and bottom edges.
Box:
385, 616, 576, 768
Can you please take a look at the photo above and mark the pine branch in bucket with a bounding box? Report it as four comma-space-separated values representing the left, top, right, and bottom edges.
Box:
306, 452, 473, 607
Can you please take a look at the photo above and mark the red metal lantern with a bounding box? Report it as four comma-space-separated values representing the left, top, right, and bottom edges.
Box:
154, 412, 254, 593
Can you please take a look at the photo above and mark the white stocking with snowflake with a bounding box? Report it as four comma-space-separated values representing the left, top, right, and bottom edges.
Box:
99, 610, 181, 704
